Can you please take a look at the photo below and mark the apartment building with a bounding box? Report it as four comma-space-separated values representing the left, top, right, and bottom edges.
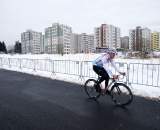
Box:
142, 28, 151, 52
129, 26, 151, 52
94, 24, 121, 49
121, 36, 129, 49
21, 30, 42, 54
45, 23, 72, 54
71, 33, 94, 53
151, 32, 160, 51
71, 33, 80, 53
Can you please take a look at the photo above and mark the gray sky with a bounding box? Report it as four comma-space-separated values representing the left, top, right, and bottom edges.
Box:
1, 0, 160, 46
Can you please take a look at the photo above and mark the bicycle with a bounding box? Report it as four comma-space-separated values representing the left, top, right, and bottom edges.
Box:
84, 74, 133, 106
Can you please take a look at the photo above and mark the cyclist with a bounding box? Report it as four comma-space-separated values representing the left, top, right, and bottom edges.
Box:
92, 48, 125, 94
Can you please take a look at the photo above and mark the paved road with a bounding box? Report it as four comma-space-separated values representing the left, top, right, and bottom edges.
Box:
0, 69, 160, 130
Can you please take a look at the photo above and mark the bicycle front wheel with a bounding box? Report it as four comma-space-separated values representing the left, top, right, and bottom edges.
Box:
110, 83, 133, 106
84, 79, 101, 99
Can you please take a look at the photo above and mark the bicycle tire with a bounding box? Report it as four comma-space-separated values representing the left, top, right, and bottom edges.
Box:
84, 79, 101, 99
110, 83, 133, 106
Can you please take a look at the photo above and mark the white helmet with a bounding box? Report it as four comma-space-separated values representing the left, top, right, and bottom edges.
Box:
106, 48, 117, 55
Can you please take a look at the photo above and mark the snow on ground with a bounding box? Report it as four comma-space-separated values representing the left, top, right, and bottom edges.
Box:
153, 51, 160, 57
0, 53, 160, 100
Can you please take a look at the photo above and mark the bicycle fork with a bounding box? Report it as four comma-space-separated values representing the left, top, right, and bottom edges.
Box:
116, 86, 121, 95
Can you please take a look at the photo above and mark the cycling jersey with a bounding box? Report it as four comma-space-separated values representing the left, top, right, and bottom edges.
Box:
93, 53, 120, 77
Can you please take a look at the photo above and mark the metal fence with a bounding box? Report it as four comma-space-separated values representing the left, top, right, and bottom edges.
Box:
128, 63, 160, 87
0, 57, 160, 87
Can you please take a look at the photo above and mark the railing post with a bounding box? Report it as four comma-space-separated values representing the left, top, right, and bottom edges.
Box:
52, 60, 55, 74
50, 60, 55, 77
127, 63, 130, 85
79, 61, 84, 82
52, 60, 54, 74
44, 59, 47, 72
33, 59, 36, 71
19, 58, 22, 69
8, 58, 11, 68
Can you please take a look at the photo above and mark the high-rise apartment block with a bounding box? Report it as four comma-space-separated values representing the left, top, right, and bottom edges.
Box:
40, 34, 45, 53
121, 36, 129, 49
129, 26, 142, 51
129, 29, 135, 50
79, 33, 94, 53
142, 28, 151, 52
21, 30, 42, 54
45, 23, 72, 54
71, 33, 94, 53
71, 33, 80, 53
129, 26, 151, 52
151, 32, 160, 51
94, 24, 121, 49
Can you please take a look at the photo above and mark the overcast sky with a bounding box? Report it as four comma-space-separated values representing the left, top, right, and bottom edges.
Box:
1, 0, 160, 46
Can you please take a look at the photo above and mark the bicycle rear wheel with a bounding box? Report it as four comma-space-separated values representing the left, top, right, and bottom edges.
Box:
84, 79, 101, 99
110, 83, 133, 106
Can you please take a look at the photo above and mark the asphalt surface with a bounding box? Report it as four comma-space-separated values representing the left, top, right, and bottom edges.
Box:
0, 69, 160, 130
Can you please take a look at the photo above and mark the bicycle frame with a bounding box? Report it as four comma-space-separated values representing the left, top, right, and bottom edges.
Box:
102, 75, 124, 91
107, 80, 115, 89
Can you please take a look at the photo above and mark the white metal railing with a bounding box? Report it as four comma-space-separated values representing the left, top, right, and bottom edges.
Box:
0, 57, 159, 87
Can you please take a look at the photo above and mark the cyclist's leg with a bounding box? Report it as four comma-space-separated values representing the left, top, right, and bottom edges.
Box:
104, 72, 110, 89
93, 65, 105, 84
93, 65, 100, 74
93, 65, 104, 92
99, 68, 110, 92
93, 67, 110, 94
